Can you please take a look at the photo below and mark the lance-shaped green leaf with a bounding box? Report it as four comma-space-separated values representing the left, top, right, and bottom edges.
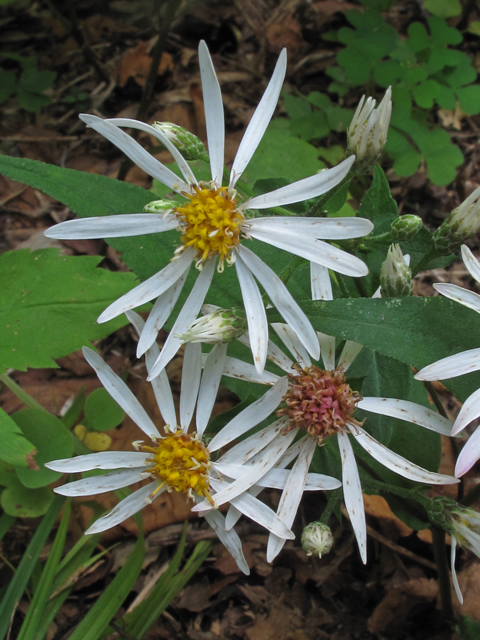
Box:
286, 296, 480, 403
0, 248, 140, 371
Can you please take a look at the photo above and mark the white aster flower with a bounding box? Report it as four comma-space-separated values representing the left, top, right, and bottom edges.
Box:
45, 312, 341, 573
415, 245, 480, 478
177, 305, 247, 344
194, 266, 458, 563
45, 41, 373, 377
347, 87, 392, 174
448, 504, 480, 604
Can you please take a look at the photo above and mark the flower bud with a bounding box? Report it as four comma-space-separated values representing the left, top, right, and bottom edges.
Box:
177, 307, 248, 344
143, 199, 176, 214
390, 215, 423, 241
347, 87, 392, 174
433, 186, 480, 254
301, 522, 334, 558
152, 122, 209, 162
380, 244, 412, 297
447, 505, 480, 557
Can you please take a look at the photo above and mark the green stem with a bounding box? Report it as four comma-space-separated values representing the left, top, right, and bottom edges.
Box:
0, 373, 48, 413
307, 172, 353, 217
411, 247, 438, 277
278, 256, 306, 285
0, 373, 90, 456
431, 527, 454, 621
320, 489, 342, 525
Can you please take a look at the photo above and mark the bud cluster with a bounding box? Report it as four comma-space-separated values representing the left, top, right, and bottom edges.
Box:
433, 186, 480, 254
152, 122, 209, 162
178, 307, 248, 344
380, 244, 412, 298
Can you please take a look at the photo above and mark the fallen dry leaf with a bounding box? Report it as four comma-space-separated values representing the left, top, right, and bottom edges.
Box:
117, 40, 173, 87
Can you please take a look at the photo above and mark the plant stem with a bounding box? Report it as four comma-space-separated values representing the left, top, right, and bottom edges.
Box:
461, 482, 480, 507
0, 373, 48, 413
320, 489, 342, 525
431, 526, 454, 621
307, 172, 352, 217
117, 0, 180, 181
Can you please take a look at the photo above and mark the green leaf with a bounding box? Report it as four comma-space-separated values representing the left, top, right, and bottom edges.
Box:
374, 60, 403, 87
425, 143, 463, 186
66, 533, 144, 640
468, 21, 480, 36
17, 500, 71, 640
0, 495, 63, 640
456, 616, 480, 640
326, 106, 354, 132
412, 79, 440, 108
307, 91, 331, 109
407, 22, 430, 53
0, 248, 137, 371
13, 409, 74, 488
357, 165, 398, 229
1, 475, 54, 517
436, 84, 456, 109
289, 110, 330, 141
84, 387, 125, 431
19, 69, 56, 94
392, 150, 421, 177
289, 296, 480, 403
456, 85, 480, 115
337, 47, 372, 85
0, 407, 36, 467
424, 0, 461, 17
282, 93, 311, 120
17, 90, 51, 112
428, 15, 462, 45
0, 69, 16, 103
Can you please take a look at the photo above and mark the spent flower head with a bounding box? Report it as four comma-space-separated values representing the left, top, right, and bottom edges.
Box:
45, 41, 373, 379
433, 186, 480, 254
301, 521, 334, 558
380, 244, 413, 297
347, 87, 392, 174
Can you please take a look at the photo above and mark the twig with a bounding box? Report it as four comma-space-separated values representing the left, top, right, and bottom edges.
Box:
431, 527, 454, 621
117, 0, 180, 181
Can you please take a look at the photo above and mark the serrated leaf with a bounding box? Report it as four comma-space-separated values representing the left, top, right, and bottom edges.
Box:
0, 407, 36, 468
13, 409, 74, 488
0, 249, 138, 371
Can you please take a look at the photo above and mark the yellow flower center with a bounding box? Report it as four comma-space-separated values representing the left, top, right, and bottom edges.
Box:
175, 185, 243, 267
142, 431, 213, 503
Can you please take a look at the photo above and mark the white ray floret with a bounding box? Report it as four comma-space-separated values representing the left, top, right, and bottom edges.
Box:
45, 40, 372, 378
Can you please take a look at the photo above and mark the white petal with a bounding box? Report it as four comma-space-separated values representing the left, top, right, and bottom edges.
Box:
45, 451, 149, 472
54, 468, 148, 496
220, 355, 279, 385
455, 425, 480, 477
194, 428, 297, 511
106, 118, 197, 185
317, 332, 336, 370
238, 245, 320, 359
415, 348, 480, 382
246, 227, 369, 278
462, 245, 480, 286
44, 213, 178, 240
198, 41, 224, 185
349, 423, 458, 485
85, 482, 165, 534
196, 343, 228, 437
202, 508, 250, 574
80, 114, 190, 193
243, 156, 355, 209
136, 271, 189, 357
215, 416, 289, 465
266, 436, 317, 562
271, 322, 311, 368
97, 248, 193, 324
451, 388, 480, 436
214, 463, 340, 491
357, 397, 453, 436
434, 282, 480, 314
230, 492, 294, 539
208, 377, 289, 452
229, 50, 286, 189
180, 342, 202, 432
248, 216, 373, 240
82, 347, 160, 439
338, 341, 363, 372
310, 263, 332, 301
265, 339, 295, 373
147, 258, 216, 380
337, 430, 367, 563
451, 536, 463, 604
127, 310, 178, 428
235, 254, 268, 373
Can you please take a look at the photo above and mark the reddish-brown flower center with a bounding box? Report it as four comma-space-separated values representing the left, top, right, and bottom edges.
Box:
277, 364, 361, 443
